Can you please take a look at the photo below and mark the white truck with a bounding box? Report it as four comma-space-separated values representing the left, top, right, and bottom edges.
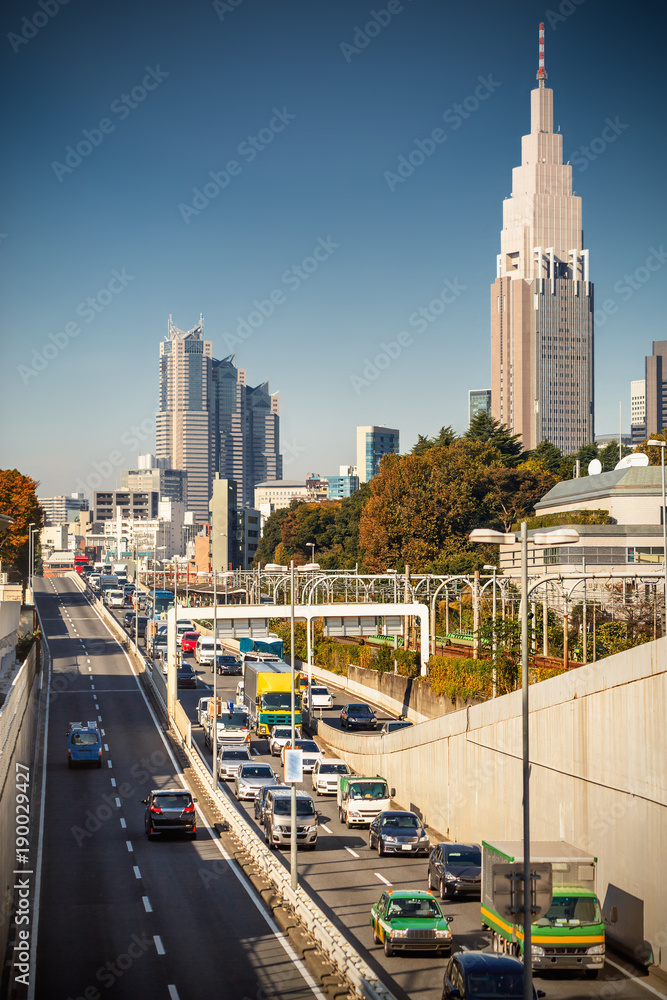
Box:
337, 774, 393, 827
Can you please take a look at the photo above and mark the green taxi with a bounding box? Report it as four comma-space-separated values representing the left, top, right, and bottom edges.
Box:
370, 889, 454, 957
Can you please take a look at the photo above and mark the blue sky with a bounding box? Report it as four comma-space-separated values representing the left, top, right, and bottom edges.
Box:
1, 0, 665, 498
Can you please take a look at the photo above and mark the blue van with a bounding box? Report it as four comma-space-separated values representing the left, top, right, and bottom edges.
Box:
68, 722, 102, 768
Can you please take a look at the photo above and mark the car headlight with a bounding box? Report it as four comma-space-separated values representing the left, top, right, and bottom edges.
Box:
384, 836, 398, 843
531, 945, 545, 956
586, 945, 605, 955
419, 834, 430, 842
276, 825, 290, 832
391, 929, 408, 937
435, 929, 452, 938
304, 825, 317, 833
445, 872, 457, 881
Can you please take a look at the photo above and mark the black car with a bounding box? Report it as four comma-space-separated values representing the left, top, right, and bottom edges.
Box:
380, 719, 414, 735
132, 616, 148, 638
143, 788, 197, 839
216, 654, 242, 675
442, 952, 545, 999
254, 783, 284, 823
176, 665, 198, 689
340, 702, 377, 730
428, 842, 482, 899
123, 611, 135, 628
368, 810, 430, 857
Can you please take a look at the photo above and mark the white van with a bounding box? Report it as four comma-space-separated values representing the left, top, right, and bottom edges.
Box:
107, 589, 125, 608
195, 636, 223, 666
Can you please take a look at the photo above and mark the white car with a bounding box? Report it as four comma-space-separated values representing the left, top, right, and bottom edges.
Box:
281, 739, 323, 773
311, 758, 351, 795
269, 725, 301, 757
196, 697, 210, 727
308, 685, 334, 710
176, 621, 195, 645
217, 747, 253, 781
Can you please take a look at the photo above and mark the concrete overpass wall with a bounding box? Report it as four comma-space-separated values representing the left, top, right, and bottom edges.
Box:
318, 639, 667, 972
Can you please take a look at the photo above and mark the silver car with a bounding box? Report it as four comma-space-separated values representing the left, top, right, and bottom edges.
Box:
217, 747, 252, 781
235, 762, 278, 800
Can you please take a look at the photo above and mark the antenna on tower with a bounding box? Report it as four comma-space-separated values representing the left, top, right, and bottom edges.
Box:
537, 22, 547, 84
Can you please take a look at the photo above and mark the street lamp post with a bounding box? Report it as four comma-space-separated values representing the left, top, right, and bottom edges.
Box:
28, 523, 35, 590
289, 560, 298, 891
484, 564, 497, 697
647, 439, 667, 637
470, 525, 579, 1000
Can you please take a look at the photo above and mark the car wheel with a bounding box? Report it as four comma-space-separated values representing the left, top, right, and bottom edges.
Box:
373, 926, 381, 945
378, 839, 384, 857
345, 812, 351, 829
383, 936, 393, 958
368, 833, 374, 849
428, 869, 435, 890
439, 878, 448, 900
190, 830, 197, 839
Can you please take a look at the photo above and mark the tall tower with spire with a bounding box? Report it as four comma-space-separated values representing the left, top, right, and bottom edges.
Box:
490, 23, 594, 454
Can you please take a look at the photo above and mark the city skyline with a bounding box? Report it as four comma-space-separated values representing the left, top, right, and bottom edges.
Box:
1, 0, 664, 496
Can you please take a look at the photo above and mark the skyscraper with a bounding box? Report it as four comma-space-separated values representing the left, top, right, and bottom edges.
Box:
643, 341, 667, 438
356, 426, 400, 483
491, 24, 594, 454
468, 389, 491, 426
156, 316, 212, 522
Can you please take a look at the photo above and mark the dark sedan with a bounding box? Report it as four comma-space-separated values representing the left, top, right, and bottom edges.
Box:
132, 616, 148, 638
442, 951, 545, 999
340, 702, 377, 730
143, 788, 197, 839
428, 842, 482, 899
176, 665, 198, 689
368, 810, 430, 856
216, 654, 242, 675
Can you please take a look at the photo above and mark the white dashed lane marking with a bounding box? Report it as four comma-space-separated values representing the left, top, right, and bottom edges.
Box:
142, 896, 152, 913
374, 873, 392, 886
133, 866, 141, 879
154, 936, 165, 955
345, 847, 360, 859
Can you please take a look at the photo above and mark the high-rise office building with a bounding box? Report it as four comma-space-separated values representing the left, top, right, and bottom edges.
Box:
490, 24, 594, 453
39, 493, 88, 526
356, 426, 400, 483
630, 378, 647, 446
468, 389, 491, 426
156, 316, 212, 522
643, 341, 667, 438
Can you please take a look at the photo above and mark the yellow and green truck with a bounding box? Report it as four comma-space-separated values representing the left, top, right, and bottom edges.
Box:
481, 840, 605, 979
242, 659, 301, 736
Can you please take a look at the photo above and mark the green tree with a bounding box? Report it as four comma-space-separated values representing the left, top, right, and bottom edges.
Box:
523, 439, 563, 475
464, 413, 523, 465
411, 426, 457, 455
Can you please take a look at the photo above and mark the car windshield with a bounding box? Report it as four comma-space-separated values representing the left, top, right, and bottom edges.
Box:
222, 751, 251, 760
218, 714, 248, 729
272, 729, 291, 739
349, 704, 372, 715
382, 814, 420, 829
466, 971, 524, 998
446, 848, 481, 866
387, 897, 442, 919
154, 794, 191, 809
218, 656, 238, 664
273, 798, 315, 817
350, 782, 387, 800
71, 732, 99, 745
311, 687, 328, 695
263, 693, 292, 710
183, 632, 199, 640
537, 895, 602, 927
295, 740, 319, 752
240, 766, 273, 778
319, 764, 349, 774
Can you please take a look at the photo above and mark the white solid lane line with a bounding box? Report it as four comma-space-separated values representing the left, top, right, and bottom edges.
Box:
374, 872, 392, 886
605, 959, 667, 999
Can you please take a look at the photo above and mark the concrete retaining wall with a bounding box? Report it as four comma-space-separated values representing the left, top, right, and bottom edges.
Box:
316, 640, 667, 972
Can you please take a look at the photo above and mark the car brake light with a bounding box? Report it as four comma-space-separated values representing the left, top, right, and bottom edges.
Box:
150, 804, 162, 814
183, 802, 195, 813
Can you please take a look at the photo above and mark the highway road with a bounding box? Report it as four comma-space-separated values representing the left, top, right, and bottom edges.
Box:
43, 585, 667, 1000
32, 576, 328, 1000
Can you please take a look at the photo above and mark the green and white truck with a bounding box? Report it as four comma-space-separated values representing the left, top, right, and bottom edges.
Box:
480, 840, 605, 978
337, 774, 393, 827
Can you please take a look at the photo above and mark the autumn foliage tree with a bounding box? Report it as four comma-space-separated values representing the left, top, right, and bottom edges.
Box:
0, 470, 43, 581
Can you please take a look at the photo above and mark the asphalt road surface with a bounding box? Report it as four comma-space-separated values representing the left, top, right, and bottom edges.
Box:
32, 577, 327, 1000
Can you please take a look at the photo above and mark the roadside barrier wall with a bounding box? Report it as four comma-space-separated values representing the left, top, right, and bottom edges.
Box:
316, 640, 667, 973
